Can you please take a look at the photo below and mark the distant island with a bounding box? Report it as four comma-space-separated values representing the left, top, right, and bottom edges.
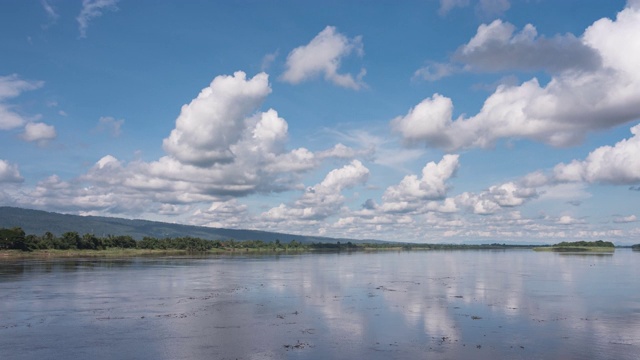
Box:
534, 240, 615, 252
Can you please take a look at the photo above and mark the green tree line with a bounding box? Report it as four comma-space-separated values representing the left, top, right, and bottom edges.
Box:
2, 227, 558, 253
0, 227, 310, 252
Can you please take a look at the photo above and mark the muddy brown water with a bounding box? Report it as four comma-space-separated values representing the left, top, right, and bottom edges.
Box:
1, 249, 639, 359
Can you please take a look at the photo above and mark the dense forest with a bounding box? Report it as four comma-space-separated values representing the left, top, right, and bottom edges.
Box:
0, 227, 304, 252
0, 227, 535, 253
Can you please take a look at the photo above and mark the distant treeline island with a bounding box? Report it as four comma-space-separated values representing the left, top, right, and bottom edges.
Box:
533, 240, 617, 252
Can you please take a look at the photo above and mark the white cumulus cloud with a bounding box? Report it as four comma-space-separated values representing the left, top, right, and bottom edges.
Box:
0, 160, 23, 183
262, 160, 370, 222
383, 154, 460, 204
398, 4, 640, 151
281, 26, 366, 90
553, 124, 640, 184
16, 71, 365, 215
391, 94, 454, 148
455, 20, 601, 73
20, 122, 57, 144
163, 71, 272, 166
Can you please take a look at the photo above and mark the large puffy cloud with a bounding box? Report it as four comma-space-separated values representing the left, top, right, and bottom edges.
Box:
281, 26, 366, 90
454, 20, 601, 73
363, 154, 539, 218
0, 160, 23, 183
453, 180, 539, 215
261, 160, 370, 223
455, 192, 501, 215
431, 8, 594, 77
391, 94, 453, 148
22, 153, 273, 215
554, 124, 640, 184
82, 133, 316, 204
0, 74, 44, 130
354, 155, 461, 216
485, 182, 538, 207
319, 160, 370, 191
279, 132, 632, 241
403, 4, 640, 150
382, 154, 459, 205
13, 71, 363, 216
143, 96, 361, 200
366, 154, 541, 220
163, 72, 272, 166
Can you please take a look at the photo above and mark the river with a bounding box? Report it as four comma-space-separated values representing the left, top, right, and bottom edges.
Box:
1, 249, 639, 359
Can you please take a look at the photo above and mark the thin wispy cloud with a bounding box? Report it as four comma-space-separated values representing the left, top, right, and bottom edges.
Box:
77, 0, 119, 38
438, 0, 510, 19
41, 0, 59, 28
94, 116, 124, 137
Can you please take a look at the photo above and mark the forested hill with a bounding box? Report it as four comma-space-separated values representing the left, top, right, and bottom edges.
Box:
0, 207, 381, 244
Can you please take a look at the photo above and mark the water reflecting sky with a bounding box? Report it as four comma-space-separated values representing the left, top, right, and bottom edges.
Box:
1, 250, 639, 359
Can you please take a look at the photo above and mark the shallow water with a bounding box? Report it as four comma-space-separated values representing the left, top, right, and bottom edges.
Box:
1, 249, 639, 359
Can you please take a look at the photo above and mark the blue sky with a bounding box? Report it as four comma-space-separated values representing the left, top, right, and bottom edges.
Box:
1, 0, 639, 244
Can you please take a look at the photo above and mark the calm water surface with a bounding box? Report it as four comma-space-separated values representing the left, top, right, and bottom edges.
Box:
1, 250, 639, 359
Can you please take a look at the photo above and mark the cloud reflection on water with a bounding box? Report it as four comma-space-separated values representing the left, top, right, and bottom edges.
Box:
1, 251, 639, 359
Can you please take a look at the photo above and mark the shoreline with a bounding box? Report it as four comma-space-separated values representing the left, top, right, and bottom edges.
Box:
7, 244, 632, 261
0, 246, 537, 261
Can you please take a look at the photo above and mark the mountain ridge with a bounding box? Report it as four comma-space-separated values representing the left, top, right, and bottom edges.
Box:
0, 206, 384, 244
